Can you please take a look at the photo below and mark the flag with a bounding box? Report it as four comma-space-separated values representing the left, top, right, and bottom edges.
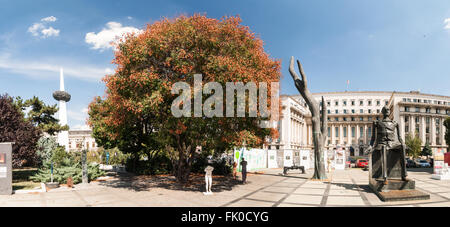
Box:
347, 80, 350, 85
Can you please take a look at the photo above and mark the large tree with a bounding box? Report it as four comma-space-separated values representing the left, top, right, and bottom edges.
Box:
88, 15, 281, 183
0, 94, 41, 167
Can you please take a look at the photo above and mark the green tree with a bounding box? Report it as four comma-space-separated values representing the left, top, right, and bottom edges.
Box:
88, 15, 281, 183
421, 142, 432, 157
444, 117, 450, 149
405, 133, 422, 158
15, 96, 68, 135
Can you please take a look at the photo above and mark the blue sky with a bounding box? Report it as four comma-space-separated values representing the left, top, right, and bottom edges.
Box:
1, 0, 450, 128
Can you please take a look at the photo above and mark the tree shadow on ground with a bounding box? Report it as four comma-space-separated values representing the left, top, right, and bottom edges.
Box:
97, 172, 242, 193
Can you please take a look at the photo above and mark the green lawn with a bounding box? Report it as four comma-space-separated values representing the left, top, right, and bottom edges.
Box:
12, 168, 41, 190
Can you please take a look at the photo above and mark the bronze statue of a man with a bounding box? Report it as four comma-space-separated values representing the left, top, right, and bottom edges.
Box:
367, 106, 407, 183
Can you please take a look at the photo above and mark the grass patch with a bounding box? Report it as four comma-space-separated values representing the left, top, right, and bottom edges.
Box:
12, 168, 41, 190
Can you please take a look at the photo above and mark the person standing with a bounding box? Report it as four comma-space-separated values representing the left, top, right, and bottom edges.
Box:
240, 158, 248, 184
232, 161, 238, 180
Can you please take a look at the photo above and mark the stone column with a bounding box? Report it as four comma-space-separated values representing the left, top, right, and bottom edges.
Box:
364, 124, 368, 144
331, 124, 335, 145
431, 117, 436, 146
400, 115, 406, 142
420, 116, 426, 145
409, 115, 415, 138
347, 125, 352, 145
339, 125, 344, 145
356, 125, 360, 143
440, 117, 445, 146
303, 122, 307, 146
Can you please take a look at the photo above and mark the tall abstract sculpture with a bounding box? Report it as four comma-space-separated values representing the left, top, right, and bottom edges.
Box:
288, 57, 328, 180
53, 68, 71, 151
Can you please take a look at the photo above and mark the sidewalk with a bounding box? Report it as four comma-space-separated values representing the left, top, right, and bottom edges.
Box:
1, 168, 449, 207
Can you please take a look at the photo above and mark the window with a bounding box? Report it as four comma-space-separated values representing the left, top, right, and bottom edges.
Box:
360, 127, 364, 138
351, 100, 355, 106
415, 107, 420, 113
343, 100, 347, 106
335, 101, 339, 106
335, 110, 339, 114
352, 127, 356, 138
385, 100, 388, 105
376, 100, 380, 106
405, 107, 410, 112
328, 127, 331, 137
360, 100, 364, 105
343, 109, 347, 114
343, 117, 347, 121
368, 100, 372, 106
352, 109, 355, 114
327, 110, 331, 114
368, 117, 372, 121
368, 109, 372, 114
335, 117, 339, 121
327, 101, 331, 106
343, 127, 347, 137
368, 127, 372, 139
335, 127, 339, 137
377, 109, 380, 113
360, 117, 363, 121
360, 109, 363, 114
351, 117, 355, 121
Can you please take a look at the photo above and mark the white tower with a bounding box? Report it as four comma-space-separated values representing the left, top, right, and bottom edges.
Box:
53, 68, 70, 151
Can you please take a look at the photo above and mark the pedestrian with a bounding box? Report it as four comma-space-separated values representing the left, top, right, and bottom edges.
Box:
233, 161, 237, 180
240, 158, 248, 184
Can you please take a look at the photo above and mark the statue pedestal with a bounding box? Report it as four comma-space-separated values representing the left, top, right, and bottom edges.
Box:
369, 151, 430, 202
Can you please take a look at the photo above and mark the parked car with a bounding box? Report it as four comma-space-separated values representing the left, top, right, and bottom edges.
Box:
406, 159, 417, 168
346, 157, 356, 168
417, 160, 431, 168
356, 159, 368, 168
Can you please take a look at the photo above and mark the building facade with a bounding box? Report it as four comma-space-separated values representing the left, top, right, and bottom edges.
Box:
272, 91, 449, 157
67, 129, 99, 152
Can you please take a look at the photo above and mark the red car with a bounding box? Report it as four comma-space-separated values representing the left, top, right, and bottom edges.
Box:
356, 159, 368, 168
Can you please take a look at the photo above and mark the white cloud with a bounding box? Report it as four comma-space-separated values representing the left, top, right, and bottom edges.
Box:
85, 21, 142, 50
67, 109, 88, 122
27, 16, 59, 38
28, 23, 45, 36
0, 54, 114, 82
41, 16, 57, 22
41, 27, 60, 37
445, 18, 450, 29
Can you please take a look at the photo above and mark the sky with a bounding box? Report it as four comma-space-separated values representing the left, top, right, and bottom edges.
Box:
1, 0, 450, 129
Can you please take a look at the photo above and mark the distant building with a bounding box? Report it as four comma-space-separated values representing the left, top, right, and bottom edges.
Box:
271, 91, 449, 157
67, 129, 99, 152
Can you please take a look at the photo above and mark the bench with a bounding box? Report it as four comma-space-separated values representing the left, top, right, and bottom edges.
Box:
283, 165, 305, 175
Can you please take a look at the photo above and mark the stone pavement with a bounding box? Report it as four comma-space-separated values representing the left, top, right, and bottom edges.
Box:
1, 168, 449, 207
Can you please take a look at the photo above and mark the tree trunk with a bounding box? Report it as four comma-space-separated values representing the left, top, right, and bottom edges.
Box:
288, 57, 328, 180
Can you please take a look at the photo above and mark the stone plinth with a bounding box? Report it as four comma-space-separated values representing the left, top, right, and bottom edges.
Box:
0, 143, 13, 195
372, 189, 430, 202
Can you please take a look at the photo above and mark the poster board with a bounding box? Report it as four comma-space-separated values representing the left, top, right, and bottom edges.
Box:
267, 150, 278, 168
431, 148, 450, 180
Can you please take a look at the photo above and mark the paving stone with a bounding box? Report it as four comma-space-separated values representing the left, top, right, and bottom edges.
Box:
283, 194, 322, 205
247, 191, 286, 202
326, 196, 365, 206
293, 187, 325, 195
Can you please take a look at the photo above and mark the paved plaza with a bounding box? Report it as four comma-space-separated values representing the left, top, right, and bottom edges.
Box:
1, 168, 449, 207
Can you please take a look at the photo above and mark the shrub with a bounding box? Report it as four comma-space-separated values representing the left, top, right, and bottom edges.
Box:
30, 161, 104, 184
191, 152, 232, 176
125, 150, 172, 175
